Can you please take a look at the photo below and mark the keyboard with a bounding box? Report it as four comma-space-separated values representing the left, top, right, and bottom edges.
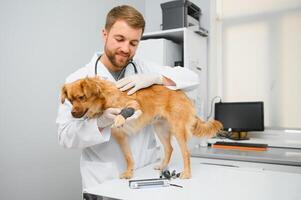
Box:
212, 141, 268, 151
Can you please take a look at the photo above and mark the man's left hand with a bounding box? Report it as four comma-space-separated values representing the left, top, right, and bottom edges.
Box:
116, 74, 163, 95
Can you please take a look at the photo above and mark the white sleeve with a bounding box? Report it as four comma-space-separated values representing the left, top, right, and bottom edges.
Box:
135, 59, 200, 91
55, 100, 111, 149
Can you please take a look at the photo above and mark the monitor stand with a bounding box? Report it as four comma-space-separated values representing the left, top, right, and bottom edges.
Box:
229, 131, 249, 140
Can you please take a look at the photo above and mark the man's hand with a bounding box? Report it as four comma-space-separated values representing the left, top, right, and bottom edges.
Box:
116, 74, 163, 95
97, 108, 121, 128
113, 109, 142, 128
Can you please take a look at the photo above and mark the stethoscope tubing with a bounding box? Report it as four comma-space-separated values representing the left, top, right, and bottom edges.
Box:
94, 54, 138, 79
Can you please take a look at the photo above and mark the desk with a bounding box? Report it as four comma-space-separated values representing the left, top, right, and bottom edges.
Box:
84, 157, 301, 200
191, 146, 301, 166
190, 146, 301, 174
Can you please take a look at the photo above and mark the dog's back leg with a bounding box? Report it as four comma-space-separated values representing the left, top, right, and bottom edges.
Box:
111, 128, 134, 179
153, 120, 173, 171
170, 123, 191, 179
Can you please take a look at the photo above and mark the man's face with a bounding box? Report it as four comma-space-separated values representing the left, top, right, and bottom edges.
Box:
102, 20, 143, 70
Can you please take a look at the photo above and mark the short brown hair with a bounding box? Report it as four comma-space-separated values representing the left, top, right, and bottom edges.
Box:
105, 5, 145, 34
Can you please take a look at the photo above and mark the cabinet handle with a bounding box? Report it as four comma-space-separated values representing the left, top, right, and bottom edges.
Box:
196, 67, 202, 71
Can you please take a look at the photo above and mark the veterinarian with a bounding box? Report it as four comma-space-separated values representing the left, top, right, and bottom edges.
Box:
56, 5, 200, 193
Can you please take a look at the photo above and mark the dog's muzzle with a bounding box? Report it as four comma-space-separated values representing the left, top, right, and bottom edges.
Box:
71, 109, 88, 118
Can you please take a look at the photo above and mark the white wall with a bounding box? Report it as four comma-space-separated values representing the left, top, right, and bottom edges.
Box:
0, 1, 144, 200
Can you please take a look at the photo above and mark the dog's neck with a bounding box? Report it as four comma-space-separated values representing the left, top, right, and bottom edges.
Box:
95, 78, 129, 109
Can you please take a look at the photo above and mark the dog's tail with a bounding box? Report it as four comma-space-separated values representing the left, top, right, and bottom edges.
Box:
191, 116, 223, 138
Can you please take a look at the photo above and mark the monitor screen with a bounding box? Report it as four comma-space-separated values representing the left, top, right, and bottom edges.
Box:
214, 101, 264, 132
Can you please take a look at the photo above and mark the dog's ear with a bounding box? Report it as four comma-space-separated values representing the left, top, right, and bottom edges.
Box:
61, 85, 67, 104
81, 79, 102, 98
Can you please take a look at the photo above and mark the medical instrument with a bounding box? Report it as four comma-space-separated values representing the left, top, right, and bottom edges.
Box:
129, 178, 182, 189
94, 54, 138, 80
129, 178, 170, 189
120, 107, 135, 119
160, 169, 180, 179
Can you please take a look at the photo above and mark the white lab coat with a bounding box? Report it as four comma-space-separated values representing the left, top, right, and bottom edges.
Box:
56, 52, 200, 191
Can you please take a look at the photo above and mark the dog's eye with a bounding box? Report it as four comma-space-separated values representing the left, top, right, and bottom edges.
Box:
78, 96, 86, 101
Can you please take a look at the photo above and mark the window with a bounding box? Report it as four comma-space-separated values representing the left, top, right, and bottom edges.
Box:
219, 0, 301, 129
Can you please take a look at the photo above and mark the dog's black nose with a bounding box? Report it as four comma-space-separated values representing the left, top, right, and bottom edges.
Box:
71, 111, 82, 118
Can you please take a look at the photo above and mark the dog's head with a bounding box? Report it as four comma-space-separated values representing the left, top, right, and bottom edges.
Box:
61, 77, 105, 118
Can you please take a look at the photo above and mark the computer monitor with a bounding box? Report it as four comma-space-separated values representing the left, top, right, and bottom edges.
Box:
214, 101, 264, 140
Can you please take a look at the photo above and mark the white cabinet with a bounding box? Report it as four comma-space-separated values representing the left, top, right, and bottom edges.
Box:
135, 38, 182, 67
139, 27, 208, 118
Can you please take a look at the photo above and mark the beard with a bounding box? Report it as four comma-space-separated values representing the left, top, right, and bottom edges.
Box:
104, 44, 133, 70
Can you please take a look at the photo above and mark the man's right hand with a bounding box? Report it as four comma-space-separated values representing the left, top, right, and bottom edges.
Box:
97, 108, 121, 128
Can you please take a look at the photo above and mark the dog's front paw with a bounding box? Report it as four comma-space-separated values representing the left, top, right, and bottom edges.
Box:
86, 111, 97, 119
113, 115, 126, 128
119, 170, 133, 179
179, 170, 191, 179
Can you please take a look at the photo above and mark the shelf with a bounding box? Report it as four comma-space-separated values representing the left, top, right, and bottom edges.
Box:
142, 28, 185, 43
140, 27, 208, 119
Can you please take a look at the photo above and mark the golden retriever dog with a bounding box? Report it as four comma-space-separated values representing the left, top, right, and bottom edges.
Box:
61, 77, 222, 179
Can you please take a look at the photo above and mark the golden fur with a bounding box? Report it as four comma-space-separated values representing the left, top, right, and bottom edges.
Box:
61, 77, 222, 179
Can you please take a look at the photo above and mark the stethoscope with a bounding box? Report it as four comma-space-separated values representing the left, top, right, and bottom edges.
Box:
94, 54, 138, 80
